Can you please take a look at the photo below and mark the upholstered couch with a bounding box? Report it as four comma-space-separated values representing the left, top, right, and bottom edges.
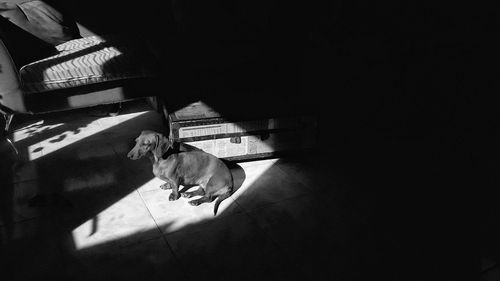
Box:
1, 0, 310, 135
0, 34, 161, 113
0, 0, 163, 134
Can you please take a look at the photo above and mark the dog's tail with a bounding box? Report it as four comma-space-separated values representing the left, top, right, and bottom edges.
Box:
213, 164, 234, 216
213, 190, 232, 216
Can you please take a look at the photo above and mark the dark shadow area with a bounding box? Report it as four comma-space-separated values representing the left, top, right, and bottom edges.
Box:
302, 3, 478, 281
0, 136, 18, 244
1, 140, 414, 281
1, 1, 484, 280
30, 0, 310, 120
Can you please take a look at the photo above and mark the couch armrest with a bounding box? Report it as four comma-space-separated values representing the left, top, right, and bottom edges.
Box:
0, 38, 26, 113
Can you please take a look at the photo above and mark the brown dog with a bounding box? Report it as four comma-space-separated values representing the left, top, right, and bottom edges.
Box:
127, 130, 233, 215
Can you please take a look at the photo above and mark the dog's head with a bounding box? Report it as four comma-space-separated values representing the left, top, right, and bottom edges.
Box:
127, 130, 172, 160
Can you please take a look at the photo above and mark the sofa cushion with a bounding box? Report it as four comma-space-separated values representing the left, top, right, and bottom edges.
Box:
0, 1, 80, 67
15, 0, 81, 45
0, 4, 55, 68
20, 35, 160, 94
1, 0, 80, 44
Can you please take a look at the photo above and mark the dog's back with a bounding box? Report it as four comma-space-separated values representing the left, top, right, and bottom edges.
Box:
163, 150, 233, 215
166, 151, 232, 187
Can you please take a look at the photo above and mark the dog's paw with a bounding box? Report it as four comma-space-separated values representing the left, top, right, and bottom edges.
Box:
160, 183, 172, 190
181, 192, 196, 198
169, 193, 180, 201
188, 200, 200, 206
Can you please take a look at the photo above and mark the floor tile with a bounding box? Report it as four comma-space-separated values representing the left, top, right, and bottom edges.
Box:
117, 151, 157, 188
13, 160, 39, 183
483, 265, 500, 281
10, 119, 43, 145
35, 122, 104, 158
2, 98, 390, 281
482, 258, 497, 272
136, 177, 166, 193
164, 212, 300, 281
0, 180, 48, 227
246, 194, 337, 253
246, 192, 381, 280
70, 190, 161, 248
0, 217, 72, 281
231, 158, 311, 211
12, 135, 43, 162
28, 147, 126, 199
140, 187, 243, 235
96, 110, 165, 140
0, 225, 6, 245
274, 155, 335, 192
111, 137, 136, 157
62, 236, 187, 281
109, 133, 163, 191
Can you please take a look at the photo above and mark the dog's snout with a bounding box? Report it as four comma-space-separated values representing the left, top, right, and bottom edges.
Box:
127, 149, 137, 159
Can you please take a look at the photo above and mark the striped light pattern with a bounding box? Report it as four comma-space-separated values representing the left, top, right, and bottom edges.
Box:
19, 36, 158, 94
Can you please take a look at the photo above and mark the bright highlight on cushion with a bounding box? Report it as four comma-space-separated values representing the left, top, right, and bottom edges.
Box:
20, 35, 159, 94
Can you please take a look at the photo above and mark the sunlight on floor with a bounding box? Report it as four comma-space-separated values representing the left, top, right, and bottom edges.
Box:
72, 188, 158, 250
70, 179, 156, 251
10, 100, 284, 252
12, 121, 63, 143
71, 161, 279, 251
230, 158, 279, 201
13, 111, 149, 161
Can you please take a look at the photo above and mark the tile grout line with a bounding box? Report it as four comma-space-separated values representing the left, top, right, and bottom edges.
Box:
136, 189, 162, 234
136, 189, 192, 281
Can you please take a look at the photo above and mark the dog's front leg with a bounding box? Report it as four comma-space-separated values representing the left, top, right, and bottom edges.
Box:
160, 182, 172, 190
168, 180, 181, 201
158, 178, 180, 200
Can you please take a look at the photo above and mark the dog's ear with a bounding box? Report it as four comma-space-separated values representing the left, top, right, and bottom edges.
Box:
153, 133, 170, 159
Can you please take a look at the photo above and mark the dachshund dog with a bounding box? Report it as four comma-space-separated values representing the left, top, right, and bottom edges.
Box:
127, 130, 233, 215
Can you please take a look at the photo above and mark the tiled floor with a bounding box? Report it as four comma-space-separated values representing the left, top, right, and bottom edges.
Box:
0, 100, 347, 281
0, 99, 475, 281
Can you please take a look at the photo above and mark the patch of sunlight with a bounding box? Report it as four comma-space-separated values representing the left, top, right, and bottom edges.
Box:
27, 111, 148, 160
68, 100, 301, 250
71, 157, 278, 251
75, 22, 93, 38
229, 158, 280, 202
13, 121, 64, 143
72, 189, 157, 250
135, 178, 236, 234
